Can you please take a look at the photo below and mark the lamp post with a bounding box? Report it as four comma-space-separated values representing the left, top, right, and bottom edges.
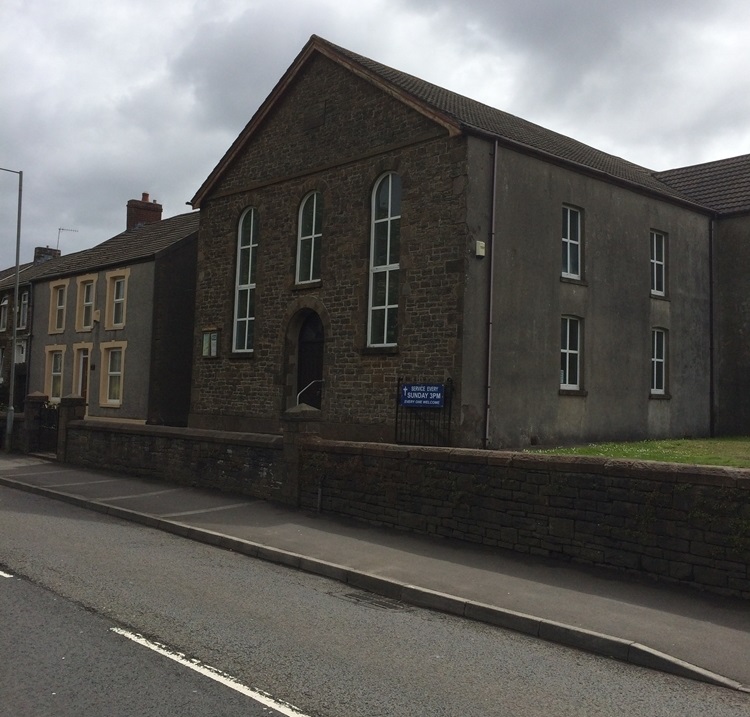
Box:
1, 167, 23, 453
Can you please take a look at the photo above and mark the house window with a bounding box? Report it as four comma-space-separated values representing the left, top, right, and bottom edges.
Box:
76, 276, 97, 331
48, 280, 69, 334
233, 208, 258, 353
45, 347, 65, 402
650, 231, 666, 296
560, 316, 581, 390
0, 296, 7, 331
18, 290, 28, 330
368, 173, 401, 347
651, 329, 667, 395
15, 339, 26, 364
296, 192, 322, 283
99, 342, 126, 406
104, 270, 129, 330
561, 206, 582, 279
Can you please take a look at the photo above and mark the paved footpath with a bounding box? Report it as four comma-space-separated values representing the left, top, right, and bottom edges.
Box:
1, 454, 748, 693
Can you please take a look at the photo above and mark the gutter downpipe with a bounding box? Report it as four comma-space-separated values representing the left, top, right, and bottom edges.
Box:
709, 216, 715, 437
484, 141, 499, 449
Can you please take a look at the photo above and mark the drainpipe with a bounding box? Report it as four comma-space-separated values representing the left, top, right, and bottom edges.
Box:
484, 141, 499, 449
708, 216, 715, 436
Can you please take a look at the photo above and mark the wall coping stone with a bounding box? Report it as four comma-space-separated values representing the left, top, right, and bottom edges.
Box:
69, 420, 282, 449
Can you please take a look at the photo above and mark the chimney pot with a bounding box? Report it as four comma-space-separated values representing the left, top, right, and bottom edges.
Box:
127, 192, 163, 230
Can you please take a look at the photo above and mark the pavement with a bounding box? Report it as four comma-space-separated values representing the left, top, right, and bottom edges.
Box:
1, 453, 748, 693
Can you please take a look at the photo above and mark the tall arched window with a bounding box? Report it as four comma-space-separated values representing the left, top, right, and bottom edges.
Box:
233, 208, 258, 352
296, 192, 322, 283
368, 173, 401, 346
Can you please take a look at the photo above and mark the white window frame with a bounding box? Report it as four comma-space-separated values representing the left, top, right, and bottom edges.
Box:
368, 173, 401, 347
0, 296, 7, 332
48, 280, 69, 334
233, 207, 258, 353
651, 328, 667, 395
296, 192, 322, 284
99, 341, 127, 407
560, 316, 581, 390
104, 270, 129, 330
45, 346, 65, 402
76, 275, 97, 332
650, 231, 666, 297
561, 206, 582, 280
18, 290, 28, 330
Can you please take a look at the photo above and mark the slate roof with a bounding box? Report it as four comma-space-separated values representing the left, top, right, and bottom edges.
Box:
324, 38, 694, 200
193, 35, 712, 210
27, 211, 200, 283
654, 154, 750, 215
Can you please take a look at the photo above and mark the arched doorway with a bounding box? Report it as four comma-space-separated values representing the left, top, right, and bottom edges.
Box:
296, 312, 324, 408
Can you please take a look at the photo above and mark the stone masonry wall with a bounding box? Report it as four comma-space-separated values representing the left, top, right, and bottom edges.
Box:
299, 441, 750, 598
61, 421, 749, 597
66, 422, 285, 500
190, 53, 470, 441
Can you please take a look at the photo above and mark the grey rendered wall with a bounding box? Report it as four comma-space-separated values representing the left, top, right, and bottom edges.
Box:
29, 262, 155, 420
713, 214, 750, 435
463, 142, 712, 448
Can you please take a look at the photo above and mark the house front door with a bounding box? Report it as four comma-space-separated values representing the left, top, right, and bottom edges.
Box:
296, 312, 323, 408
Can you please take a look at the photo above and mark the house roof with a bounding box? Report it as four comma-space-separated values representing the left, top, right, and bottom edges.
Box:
654, 154, 750, 215
27, 211, 200, 283
191, 35, 710, 211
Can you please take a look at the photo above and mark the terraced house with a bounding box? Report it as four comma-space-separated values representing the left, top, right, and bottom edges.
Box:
27, 196, 199, 426
187, 36, 747, 449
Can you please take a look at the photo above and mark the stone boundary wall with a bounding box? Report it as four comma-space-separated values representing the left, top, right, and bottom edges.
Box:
299, 441, 750, 598
65, 421, 287, 501
60, 421, 749, 597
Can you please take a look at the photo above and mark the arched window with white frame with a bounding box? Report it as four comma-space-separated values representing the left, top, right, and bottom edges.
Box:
368, 173, 401, 347
233, 207, 259, 353
296, 192, 322, 284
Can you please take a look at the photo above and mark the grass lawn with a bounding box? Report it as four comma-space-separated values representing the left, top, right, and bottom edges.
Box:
526, 436, 750, 469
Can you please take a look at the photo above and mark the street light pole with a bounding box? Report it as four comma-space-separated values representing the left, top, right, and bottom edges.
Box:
1, 167, 23, 453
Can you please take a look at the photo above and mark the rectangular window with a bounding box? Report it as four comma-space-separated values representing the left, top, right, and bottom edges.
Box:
650, 231, 666, 296
0, 296, 7, 331
45, 348, 65, 401
18, 290, 29, 330
15, 339, 26, 364
104, 270, 129, 330
561, 206, 582, 279
76, 276, 97, 331
48, 280, 69, 334
651, 329, 667, 395
233, 208, 258, 352
560, 316, 581, 390
99, 341, 127, 406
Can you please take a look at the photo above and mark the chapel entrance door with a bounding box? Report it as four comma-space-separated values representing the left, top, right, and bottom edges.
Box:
296, 312, 324, 409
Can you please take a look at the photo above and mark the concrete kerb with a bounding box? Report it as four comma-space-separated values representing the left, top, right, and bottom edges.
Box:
0, 474, 745, 693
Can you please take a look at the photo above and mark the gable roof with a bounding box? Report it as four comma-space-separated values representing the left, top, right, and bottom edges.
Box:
191, 35, 706, 211
655, 154, 750, 215
28, 211, 199, 283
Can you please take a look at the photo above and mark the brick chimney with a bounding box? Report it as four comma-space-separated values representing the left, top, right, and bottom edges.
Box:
126, 192, 163, 230
34, 246, 62, 264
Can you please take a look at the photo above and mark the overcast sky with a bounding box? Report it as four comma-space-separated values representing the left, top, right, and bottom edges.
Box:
1, 0, 749, 269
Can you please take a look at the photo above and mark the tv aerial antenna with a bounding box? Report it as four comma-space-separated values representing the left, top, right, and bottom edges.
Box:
57, 227, 78, 249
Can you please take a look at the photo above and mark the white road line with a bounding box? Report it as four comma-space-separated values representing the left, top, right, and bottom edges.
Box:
110, 628, 311, 717
0, 571, 13, 578
105, 489, 182, 501
161, 502, 249, 518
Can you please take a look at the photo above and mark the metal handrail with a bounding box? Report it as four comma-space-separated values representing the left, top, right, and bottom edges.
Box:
296, 379, 323, 405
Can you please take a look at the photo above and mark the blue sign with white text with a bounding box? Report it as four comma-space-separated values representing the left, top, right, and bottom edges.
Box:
400, 383, 445, 407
